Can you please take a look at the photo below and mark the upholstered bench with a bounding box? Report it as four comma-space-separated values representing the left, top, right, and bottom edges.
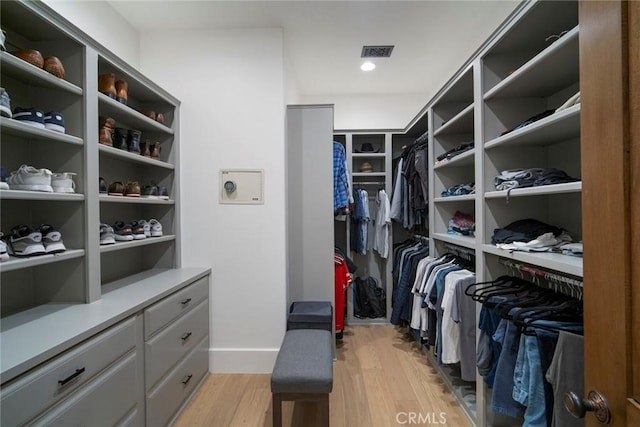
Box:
271, 329, 333, 427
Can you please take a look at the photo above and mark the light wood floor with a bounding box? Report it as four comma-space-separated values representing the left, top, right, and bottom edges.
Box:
174, 325, 472, 427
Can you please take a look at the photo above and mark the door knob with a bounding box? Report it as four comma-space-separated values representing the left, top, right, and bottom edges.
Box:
564, 390, 611, 424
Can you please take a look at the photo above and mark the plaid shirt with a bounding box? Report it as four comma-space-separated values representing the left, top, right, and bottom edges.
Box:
333, 142, 349, 212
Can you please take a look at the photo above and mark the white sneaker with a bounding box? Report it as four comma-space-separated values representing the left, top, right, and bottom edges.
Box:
0, 233, 9, 262
39, 224, 66, 254
51, 172, 76, 193
148, 219, 163, 237
8, 225, 46, 257
137, 219, 151, 237
7, 165, 53, 192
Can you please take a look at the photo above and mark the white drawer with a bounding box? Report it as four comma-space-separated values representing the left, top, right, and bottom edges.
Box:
144, 276, 209, 339
145, 298, 209, 391
31, 351, 139, 427
1, 317, 137, 427
146, 336, 209, 427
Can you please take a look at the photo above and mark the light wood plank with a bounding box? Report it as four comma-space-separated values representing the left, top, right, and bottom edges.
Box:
174, 325, 472, 426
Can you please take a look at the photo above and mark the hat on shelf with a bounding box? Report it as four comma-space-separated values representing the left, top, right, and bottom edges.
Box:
354, 142, 380, 153
359, 162, 374, 172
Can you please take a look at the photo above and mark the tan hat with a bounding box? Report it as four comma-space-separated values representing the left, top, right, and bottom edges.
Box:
360, 162, 373, 172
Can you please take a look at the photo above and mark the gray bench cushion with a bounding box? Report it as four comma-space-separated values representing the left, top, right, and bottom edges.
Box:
271, 329, 333, 394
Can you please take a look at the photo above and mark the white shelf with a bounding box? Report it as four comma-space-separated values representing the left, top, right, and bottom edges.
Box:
433, 103, 474, 136
98, 93, 174, 135
485, 104, 581, 150
432, 233, 476, 249
352, 172, 386, 177
485, 182, 581, 199
352, 153, 386, 158
99, 194, 175, 205
0, 249, 85, 273
98, 144, 175, 169
0, 189, 84, 201
482, 244, 583, 277
0, 117, 84, 146
434, 194, 476, 202
434, 149, 475, 169
484, 26, 579, 99
99, 235, 175, 253
0, 52, 83, 96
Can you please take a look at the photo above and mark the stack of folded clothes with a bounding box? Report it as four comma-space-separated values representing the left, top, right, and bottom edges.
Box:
448, 211, 475, 236
494, 168, 579, 201
441, 182, 475, 197
435, 141, 474, 165
492, 218, 573, 252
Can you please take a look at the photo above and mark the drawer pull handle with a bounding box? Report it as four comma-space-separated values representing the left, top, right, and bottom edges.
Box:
181, 332, 193, 341
58, 367, 86, 387
182, 374, 193, 385
181, 298, 192, 306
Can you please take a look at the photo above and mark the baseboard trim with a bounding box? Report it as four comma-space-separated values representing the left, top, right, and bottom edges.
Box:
209, 348, 279, 373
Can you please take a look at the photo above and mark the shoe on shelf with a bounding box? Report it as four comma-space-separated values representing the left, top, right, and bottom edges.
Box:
7, 165, 53, 192
158, 186, 169, 200
11, 49, 44, 68
0, 233, 9, 262
38, 224, 66, 254
107, 181, 124, 196
140, 140, 151, 157
127, 129, 141, 154
0, 87, 12, 118
113, 128, 128, 150
130, 221, 147, 240
99, 116, 115, 146
98, 72, 117, 99
44, 111, 65, 133
148, 219, 163, 237
155, 113, 165, 124
51, 172, 76, 193
124, 181, 140, 197
113, 221, 134, 241
13, 107, 45, 128
99, 223, 116, 245
140, 109, 156, 120
115, 79, 128, 105
99, 177, 108, 194
43, 56, 65, 79
0, 166, 9, 190
137, 219, 151, 238
8, 225, 46, 257
151, 142, 161, 160
140, 184, 158, 199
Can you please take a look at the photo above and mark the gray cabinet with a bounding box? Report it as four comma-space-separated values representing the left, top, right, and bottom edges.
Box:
144, 278, 210, 426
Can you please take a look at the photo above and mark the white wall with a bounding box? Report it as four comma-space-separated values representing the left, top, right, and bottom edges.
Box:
301, 93, 427, 131
139, 27, 288, 373
43, 0, 140, 68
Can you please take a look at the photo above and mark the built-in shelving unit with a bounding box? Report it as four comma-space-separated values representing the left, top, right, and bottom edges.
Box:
388, 1, 583, 426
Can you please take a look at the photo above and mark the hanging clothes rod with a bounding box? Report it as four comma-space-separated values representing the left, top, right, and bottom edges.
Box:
408, 232, 429, 244
498, 258, 583, 299
442, 242, 476, 257
354, 181, 385, 185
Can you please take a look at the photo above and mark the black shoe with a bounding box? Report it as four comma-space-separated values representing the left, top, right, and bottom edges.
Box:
113, 128, 128, 150
99, 177, 107, 194
127, 129, 141, 153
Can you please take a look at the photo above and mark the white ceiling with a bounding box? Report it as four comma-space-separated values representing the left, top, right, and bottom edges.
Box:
107, 0, 520, 98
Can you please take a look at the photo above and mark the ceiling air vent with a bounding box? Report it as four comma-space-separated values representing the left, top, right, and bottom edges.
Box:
361, 45, 394, 58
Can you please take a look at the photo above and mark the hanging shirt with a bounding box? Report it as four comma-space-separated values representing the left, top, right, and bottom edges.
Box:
333, 142, 349, 213
373, 189, 391, 258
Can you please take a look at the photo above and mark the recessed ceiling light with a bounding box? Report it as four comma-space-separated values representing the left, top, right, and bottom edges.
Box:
360, 62, 376, 71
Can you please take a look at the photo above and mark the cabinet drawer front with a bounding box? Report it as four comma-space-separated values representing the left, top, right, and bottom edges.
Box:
1, 317, 137, 427
146, 336, 209, 427
145, 299, 208, 391
144, 276, 209, 339
31, 351, 139, 427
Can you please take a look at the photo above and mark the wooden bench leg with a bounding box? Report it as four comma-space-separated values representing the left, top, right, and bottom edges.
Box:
272, 393, 282, 427
319, 393, 329, 427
